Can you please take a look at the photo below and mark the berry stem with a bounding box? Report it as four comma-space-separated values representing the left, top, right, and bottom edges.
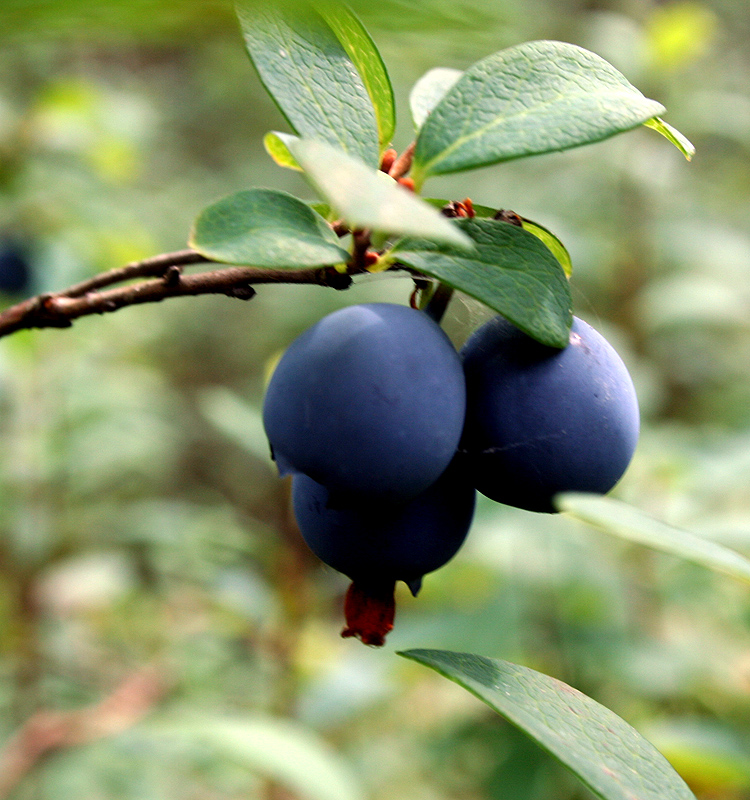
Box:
421, 282, 454, 324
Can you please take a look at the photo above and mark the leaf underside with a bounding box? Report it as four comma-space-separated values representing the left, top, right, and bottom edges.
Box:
557, 493, 750, 584
285, 136, 472, 249
393, 217, 572, 347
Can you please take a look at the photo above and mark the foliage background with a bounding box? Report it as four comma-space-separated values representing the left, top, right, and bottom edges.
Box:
1, 0, 750, 798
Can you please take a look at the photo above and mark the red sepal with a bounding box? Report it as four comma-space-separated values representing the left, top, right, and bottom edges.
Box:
341, 580, 396, 647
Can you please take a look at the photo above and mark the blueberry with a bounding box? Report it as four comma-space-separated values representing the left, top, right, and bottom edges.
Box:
461, 315, 639, 513
0, 243, 31, 295
292, 459, 476, 645
263, 303, 466, 500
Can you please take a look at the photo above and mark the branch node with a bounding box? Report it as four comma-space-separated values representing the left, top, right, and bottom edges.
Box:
227, 285, 257, 300
320, 267, 353, 291
163, 265, 182, 286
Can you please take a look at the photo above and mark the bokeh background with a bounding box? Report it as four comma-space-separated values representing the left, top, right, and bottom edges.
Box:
1, 0, 750, 798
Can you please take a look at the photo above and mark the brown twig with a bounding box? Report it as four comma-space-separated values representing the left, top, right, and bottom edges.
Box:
0, 665, 168, 799
0, 252, 355, 339
62, 249, 210, 298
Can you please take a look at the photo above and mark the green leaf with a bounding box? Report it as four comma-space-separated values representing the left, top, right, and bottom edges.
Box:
411, 40, 666, 185
237, 2, 379, 166
198, 387, 271, 464
410, 67, 463, 130
392, 218, 572, 347
315, 1, 395, 151
399, 649, 696, 800
285, 136, 472, 249
557, 493, 750, 584
189, 188, 349, 266
263, 131, 302, 171
519, 218, 573, 277
148, 715, 366, 800
644, 117, 695, 160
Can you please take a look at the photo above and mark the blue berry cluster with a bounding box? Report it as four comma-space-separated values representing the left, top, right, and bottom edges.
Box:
263, 302, 639, 644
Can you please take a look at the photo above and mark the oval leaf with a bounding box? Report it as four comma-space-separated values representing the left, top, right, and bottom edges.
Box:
410, 67, 463, 130
189, 188, 349, 266
644, 117, 695, 161
557, 493, 750, 584
399, 649, 696, 800
237, 2, 379, 166
148, 715, 366, 800
392, 218, 572, 347
285, 136, 472, 249
411, 40, 666, 184
315, 1, 395, 150
422, 199, 573, 276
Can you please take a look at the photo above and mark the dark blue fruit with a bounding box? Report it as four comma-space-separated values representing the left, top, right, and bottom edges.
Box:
461, 315, 639, 513
0, 243, 31, 295
263, 303, 466, 500
292, 459, 476, 645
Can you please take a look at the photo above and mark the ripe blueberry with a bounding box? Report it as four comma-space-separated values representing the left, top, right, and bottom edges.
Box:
263, 303, 466, 501
292, 459, 476, 645
461, 315, 639, 513
0, 242, 31, 295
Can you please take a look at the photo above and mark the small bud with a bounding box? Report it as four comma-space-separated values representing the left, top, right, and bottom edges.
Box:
380, 148, 397, 173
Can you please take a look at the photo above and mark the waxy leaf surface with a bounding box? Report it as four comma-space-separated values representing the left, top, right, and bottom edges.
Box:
316, 1, 395, 150
411, 40, 665, 183
238, 2, 379, 166
190, 188, 349, 266
400, 649, 696, 800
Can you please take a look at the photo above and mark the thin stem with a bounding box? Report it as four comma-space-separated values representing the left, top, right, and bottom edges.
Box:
0, 257, 354, 340
421, 282, 455, 324
62, 250, 209, 298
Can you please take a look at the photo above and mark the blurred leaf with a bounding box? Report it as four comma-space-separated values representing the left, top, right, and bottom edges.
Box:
410, 67, 463, 130
644, 117, 695, 161
189, 188, 349, 266
392, 218, 572, 347
411, 41, 665, 184
316, 1, 395, 150
146, 715, 367, 800
197, 386, 272, 465
645, 1, 718, 72
644, 719, 750, 794
399, 649, 696, 800
285, 136, 472, 248
237, 1, 379, 166
558, 493, 750, 584
264, 130, 302, 170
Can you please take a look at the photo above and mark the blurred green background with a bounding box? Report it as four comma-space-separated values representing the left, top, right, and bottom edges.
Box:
1, 0, 750, 798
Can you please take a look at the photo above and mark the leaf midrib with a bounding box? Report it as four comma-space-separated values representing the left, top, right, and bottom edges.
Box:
418, 83, 659, 176
267, 15, 361, 156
